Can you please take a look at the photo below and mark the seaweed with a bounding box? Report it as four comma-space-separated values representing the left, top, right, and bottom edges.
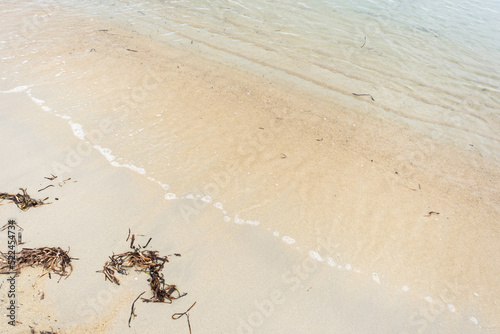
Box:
1, 247, 76, 281
101, 239, 185, 303
0, 188, 49, 211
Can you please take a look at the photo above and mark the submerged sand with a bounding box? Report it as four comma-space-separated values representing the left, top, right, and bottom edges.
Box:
0, 2, 499, 334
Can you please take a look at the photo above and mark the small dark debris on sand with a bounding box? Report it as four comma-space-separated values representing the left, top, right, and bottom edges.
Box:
424, 211, 440, 217
0, 188, 49, 211
30, 328, 60, 334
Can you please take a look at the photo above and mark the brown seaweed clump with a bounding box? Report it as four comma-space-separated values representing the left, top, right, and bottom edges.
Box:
0, 188, 49, 211
1, 247, 75, 281
102, 235, 185, 303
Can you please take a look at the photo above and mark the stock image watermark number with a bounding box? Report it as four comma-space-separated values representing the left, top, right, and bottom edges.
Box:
4, 219, 18, 326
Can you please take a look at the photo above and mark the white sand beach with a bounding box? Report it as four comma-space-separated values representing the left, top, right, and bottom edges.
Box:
1, 1, 499, 333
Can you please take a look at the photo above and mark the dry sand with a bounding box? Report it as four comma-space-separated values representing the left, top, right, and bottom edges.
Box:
1, 2, 499, 334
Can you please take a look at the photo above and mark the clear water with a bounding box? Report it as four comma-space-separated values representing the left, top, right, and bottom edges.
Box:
59, 0, 500, 156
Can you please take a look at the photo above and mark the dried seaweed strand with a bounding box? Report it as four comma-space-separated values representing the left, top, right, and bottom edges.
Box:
128, 291, 146, 327
0, 188, 49, 211
172, 302, 197, 334
38, 185, 54, 192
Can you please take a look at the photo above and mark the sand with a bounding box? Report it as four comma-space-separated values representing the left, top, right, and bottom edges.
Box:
1, 2, 499, 334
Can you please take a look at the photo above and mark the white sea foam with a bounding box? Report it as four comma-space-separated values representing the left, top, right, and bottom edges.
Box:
158, 182, 169, 190
119, 163, 146, 174
93, 145, 115, 162
201, 195, 212, 203
92, 145, 145, 174
165, 193, 176, 200
232, 215, 259, 225
246, 220, 259, 226
1, 85, 29, 93
26, 89, 45, 105
69, 122, 85, 140
234, 215, 245, 224
308, 250, 323, 262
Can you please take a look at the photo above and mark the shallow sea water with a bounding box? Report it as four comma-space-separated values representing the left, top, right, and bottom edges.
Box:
65, 0, 500, 153
2, 0, 500, 160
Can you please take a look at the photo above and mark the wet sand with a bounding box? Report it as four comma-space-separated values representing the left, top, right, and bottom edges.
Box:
0, 2, 499, 333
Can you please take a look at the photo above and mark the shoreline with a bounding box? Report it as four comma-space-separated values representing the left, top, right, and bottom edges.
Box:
1, 2, 499, 333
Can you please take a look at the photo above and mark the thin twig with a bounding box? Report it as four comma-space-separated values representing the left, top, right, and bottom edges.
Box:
38, 185, 54, 192
128, 291, 146, 327
361, 36, 366, 48
58, 178, 73, 187
352, 93, 375, 101
424, 211, 440, 217
130, 234, 135, 249
172, 302, 196, 334
143, 238, 152, 248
